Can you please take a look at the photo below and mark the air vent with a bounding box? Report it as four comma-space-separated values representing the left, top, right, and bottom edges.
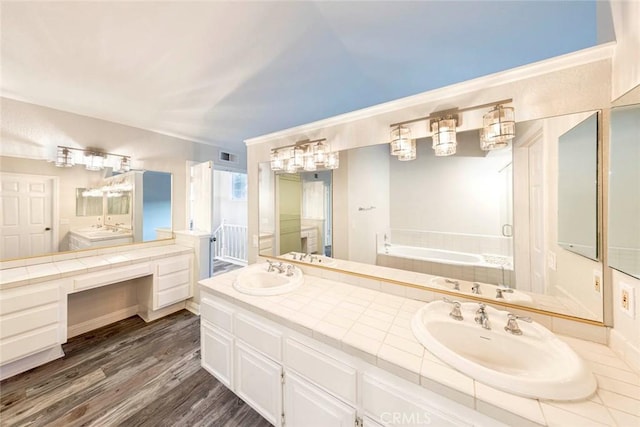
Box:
219, 151, 239, 164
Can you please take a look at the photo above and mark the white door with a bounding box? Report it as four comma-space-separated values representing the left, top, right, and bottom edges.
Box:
190, 161, 214, 233
528, 138, 545, 294
0, 173, 55, 259
235, 341, 282, 427
284, 371, 356, 427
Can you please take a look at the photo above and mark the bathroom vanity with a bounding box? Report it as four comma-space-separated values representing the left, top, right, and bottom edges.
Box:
0, 240, 195, 380
200, 262, 638, 427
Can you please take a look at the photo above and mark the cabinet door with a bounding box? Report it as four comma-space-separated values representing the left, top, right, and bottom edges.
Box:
235, 341, 282, 427
284, 371, 355, 427
201, 321, 233, 389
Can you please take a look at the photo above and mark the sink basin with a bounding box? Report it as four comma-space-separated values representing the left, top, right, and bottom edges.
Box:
430, 277, 534, 305
233, 263, 303, 296
412, 300, 596, 401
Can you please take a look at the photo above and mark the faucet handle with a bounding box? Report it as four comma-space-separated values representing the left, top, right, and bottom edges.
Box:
442, 297, 463, 321
504, 313, 532, 335
445, 279, 460, 291
495, 287, 514, 298
286, 264, 295, 277
471, 282, 482, 294
266, 260, 275, 272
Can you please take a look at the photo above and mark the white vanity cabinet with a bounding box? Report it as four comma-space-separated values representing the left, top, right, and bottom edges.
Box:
0, 281, 65, 366
199, 289, 486, 427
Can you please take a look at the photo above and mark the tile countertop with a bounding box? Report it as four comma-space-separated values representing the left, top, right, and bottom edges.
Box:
0, 243, 193, 289
199, 265, 640, 427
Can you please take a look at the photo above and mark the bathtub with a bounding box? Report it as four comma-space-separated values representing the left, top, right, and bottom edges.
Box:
377, 244, 514, 286
380, 245, 487, 266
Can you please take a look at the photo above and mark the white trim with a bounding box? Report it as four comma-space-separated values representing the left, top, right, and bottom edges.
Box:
245, 43, 615, 146
609, 329, 640, 373
0, 345, 64, 381
185, 300, 200, 316
67, 305, 139, 338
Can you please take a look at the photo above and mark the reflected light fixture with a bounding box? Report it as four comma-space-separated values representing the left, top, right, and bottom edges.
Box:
84, 150, 106, 171
270, 139, 338, 172
55, 146, 74, 167
481, 104, 515, 150
431, 115, 458, 157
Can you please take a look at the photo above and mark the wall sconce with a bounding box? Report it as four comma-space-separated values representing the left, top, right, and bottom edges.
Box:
431, 115, 458, 157
53, 146, 132, 172
270, 139, 339, 172
480, 104, 515, 150
388, 98, 514, 160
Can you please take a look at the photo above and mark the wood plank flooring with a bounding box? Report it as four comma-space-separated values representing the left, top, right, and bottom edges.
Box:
0, 310, 271, 427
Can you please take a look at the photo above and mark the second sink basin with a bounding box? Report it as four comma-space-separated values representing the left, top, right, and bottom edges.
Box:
233, 262, 303, 296
412, 300, 597, 401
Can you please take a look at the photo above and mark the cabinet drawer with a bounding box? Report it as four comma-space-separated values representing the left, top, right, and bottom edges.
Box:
0, 304, 59, 339
361, 374, 470, 427
157, 255, 191, 276
0, 324, 59, 365
0, 282, 59, 315
200, 297, 234, 333
235, 312, 282, 362
157, 269, 190, 292
284, 338, 356, 404
74, 263, 151, 291
156, 284, 190, 309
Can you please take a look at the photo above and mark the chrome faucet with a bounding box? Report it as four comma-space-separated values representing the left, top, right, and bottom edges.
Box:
474, 303, 491, 329
266, 260, 277, 272
445, 279, 460, 291
495, 286, 514, 299
442, 297, 463, 321
309, 255, 317, 263
471, 282, 482, 294
504, 313, 532, 335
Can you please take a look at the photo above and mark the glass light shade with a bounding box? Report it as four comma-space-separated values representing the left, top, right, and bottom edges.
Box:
479, 128, 509, 151
431, 118, 457, 156
55, 147, 74, 167
398, 139, 416, 161
303, 154, 317, 171
292, 147, 304, 168
284, 157, 298, 173
390, 125, 412, 155
84, 152, 105, 171
483, 105, 515, 144
324, 151, 339, 169
270, 150, 283, 171
116, 156, 131, 172
314, 141, 328, 164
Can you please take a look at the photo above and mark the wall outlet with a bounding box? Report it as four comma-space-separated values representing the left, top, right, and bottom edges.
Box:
593, 270, 602, 293
620, 282, 635, 319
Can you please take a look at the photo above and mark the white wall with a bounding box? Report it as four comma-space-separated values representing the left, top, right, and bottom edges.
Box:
389, 135, 511, 236
610, 0, 640, 99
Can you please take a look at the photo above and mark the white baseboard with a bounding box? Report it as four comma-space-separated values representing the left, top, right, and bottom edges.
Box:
0, 345, 64, 381
609, 329, 640, 373
185, 300, 200, 316
138, 301, 185, 323
67, 305, 139, 339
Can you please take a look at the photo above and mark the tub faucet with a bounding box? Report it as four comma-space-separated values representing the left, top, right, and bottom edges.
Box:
471, 282, 482, 294
504, 313, 532, 335
475, 303, 491, 330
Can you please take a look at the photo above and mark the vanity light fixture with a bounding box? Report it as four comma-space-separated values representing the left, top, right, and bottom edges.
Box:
481, 104, 515, 150
431, 115, 458, 157
55, 146, 75, 167
270, 138, 339, 172
53, 146, 132, 172
388, 98, 514, 158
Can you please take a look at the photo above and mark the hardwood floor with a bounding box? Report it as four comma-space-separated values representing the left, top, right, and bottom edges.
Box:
0, 310, 271, 427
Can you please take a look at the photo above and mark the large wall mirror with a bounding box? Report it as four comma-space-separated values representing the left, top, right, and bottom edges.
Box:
259, 110, 603, 321
609, 90, 640, 279
0, 158, 173, 260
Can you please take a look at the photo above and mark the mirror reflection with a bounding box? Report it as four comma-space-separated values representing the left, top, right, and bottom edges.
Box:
557, 112, 599, 260
0, 158, 173, 260
259, 110, 603, 321
609, 102, 640, 279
